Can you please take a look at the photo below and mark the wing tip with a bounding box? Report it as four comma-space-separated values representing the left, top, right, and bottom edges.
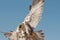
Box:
29, 0, 45, 10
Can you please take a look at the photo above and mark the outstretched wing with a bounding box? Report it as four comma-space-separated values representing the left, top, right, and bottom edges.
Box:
23, 0, 44, 28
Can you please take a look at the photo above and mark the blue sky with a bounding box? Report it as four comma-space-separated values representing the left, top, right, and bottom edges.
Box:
0, 0, 60, 40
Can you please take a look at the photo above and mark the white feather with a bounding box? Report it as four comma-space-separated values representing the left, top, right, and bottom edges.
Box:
23, 0, 44, 28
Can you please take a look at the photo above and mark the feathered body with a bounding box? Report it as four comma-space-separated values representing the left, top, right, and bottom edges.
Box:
4, 0, 45, 40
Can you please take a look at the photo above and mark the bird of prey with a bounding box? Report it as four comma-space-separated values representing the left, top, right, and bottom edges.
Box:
4, 0, 45, 40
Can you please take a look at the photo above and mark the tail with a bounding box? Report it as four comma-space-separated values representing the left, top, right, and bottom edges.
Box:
35, 30, 45, 40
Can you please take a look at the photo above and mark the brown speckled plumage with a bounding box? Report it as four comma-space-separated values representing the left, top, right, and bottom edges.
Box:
4, 0, 45, 40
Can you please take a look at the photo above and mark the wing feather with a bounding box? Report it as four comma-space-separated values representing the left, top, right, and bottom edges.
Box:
23, 0, 44, 28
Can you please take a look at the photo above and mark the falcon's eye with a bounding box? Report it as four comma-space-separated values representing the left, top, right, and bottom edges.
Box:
19, 25, 22, 28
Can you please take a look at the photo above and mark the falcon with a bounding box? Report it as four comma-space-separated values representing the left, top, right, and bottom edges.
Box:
4, 0, 45, 40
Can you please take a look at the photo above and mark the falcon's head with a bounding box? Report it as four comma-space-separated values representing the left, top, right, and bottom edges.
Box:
4, 23, 32, 40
